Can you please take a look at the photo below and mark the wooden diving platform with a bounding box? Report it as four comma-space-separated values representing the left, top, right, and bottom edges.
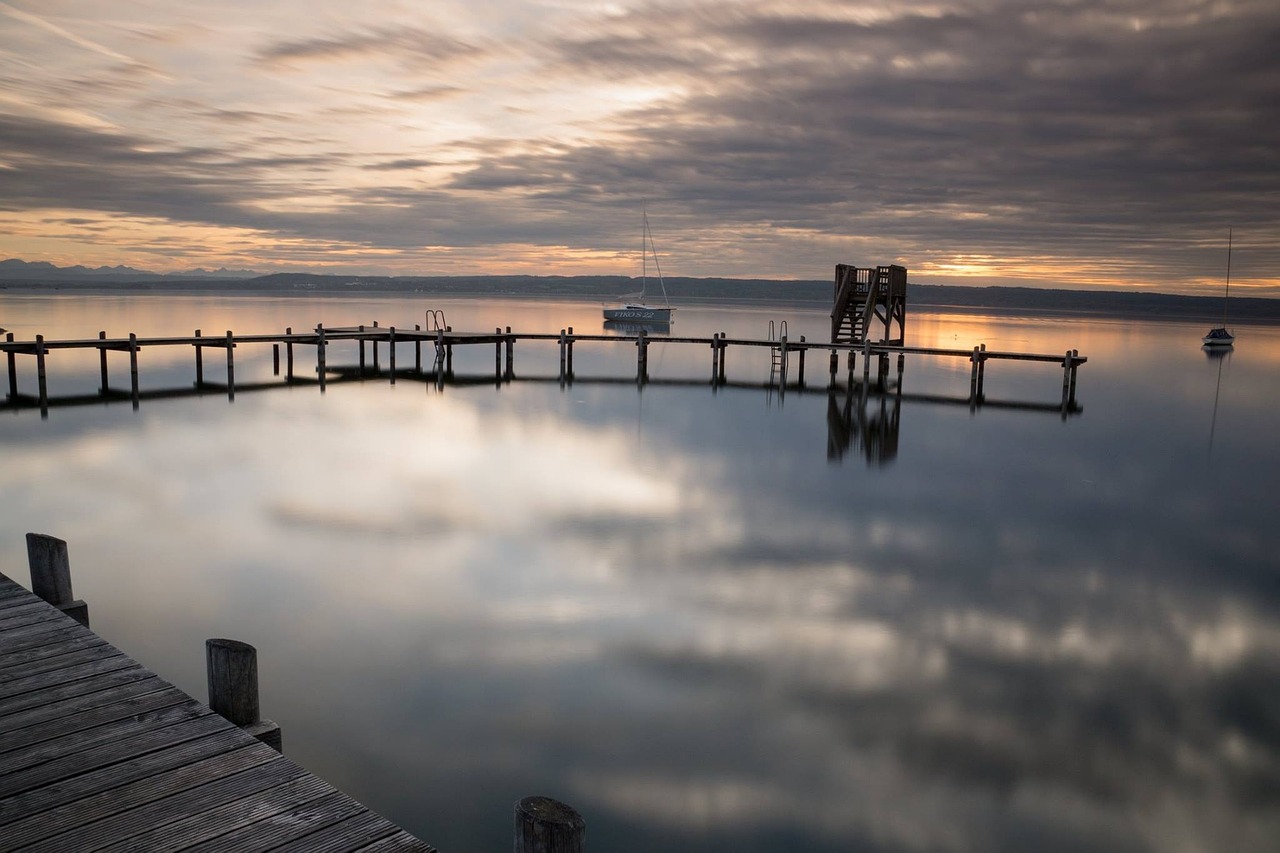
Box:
0, 569, 436, 852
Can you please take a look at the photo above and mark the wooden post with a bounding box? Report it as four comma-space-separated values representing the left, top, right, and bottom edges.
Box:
128, 333, 139, 409
976, 343, 986, 398
25, 533, 89, 627
194, 329, 204, 387
710, 334, 719, 384
286, 327, 294, 380
637, 329, 648, 384
272, 344, 279, 376
566, 327, 574, 379
225, 330, 235, 401
970, 346, 981, 404
1062, 350, 1073, 409
717, 333, 726, 384
372, 321, 380, 372
436, 327, 446, 373
316, 324, 327, 391
446, 326, 454, 373
515, 796, 585, 853
205, 638, 282, 752
559, 330, 567, 382
35, 334, 48, 411
5, 332, 15, 400
414, 324, 422, 373
389, 326, 397, 383
798, 336, 806, 387
862, 339, 871, 385
495, 327, 502, 379
505, 326, 514, 379
98, 331, 109, 394
359, 325, 367, 376
779, 334, 789, 390
1069, 349, 1080, 407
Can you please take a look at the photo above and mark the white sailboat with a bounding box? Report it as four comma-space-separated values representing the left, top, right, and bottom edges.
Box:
604, 210, 674, 324
1202, 229, 1235, 347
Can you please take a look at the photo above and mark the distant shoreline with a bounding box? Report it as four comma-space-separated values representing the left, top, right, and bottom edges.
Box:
3, 277, 1277, 325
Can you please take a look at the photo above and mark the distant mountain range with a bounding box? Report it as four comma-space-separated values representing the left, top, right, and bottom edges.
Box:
0, 258, 259, 280
3, 258, 1278, 323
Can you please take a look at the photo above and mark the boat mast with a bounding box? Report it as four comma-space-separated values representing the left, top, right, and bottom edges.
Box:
1222, 227, 1232, 326
643, 209, 670, 309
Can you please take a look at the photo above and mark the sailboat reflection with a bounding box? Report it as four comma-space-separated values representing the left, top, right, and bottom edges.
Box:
1206, 345, 1230, 459
603, 319, 671, 336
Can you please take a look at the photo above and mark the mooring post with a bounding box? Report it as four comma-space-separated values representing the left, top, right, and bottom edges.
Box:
372, 321, 380, 372
389, 326, 397, 383
505, 326, 514, 379
515, 796, 585, 853
970, 346, 981, 404
5, 332, 16, 400
798, 336, 806, 387
25, 533, 89, 627
35, 334, 48, 412
1069, 349, 1080, 407
205, 638, 282, 752
566, 326, 574, 379
435, 327, 446, 374
98, 331, 109, 394
128, 333, 139, 409
717, 332, 727, 384
1061, 350, 1073, 409
446, 326, 454, 373
710, 334, 719, 384
358, 325, 367, 376
272, 344, 279, 376
414, 324, 422, 373
559, 330, 567, 382
316, 324, 327, 391
285, 327, 294, 380
637, 328, 649, 384
779, 334, 789, 390
225, 330, 235, 401
194, 329, 204, 387
495, 327, 502, 379
977, 343, 987, 398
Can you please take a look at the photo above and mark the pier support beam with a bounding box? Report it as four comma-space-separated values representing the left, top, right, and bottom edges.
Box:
99, 331, 109, 394
414, 324, 422, 373
515, 796, 585, 853
206, 638, 283, 752
637, 329, 649, 384
389, 326, 397, 383
36, 335, 48, 415
316, 324, 327, 391
5, 332, 15, 400
225, 330, 235, 401
372, 321, 380, 372
566, 327, 574, 379
286, 327, 294, 381
505, 326, 515, 379
129, 333, 139, 409
359, 325, 367, 376
25, 532, 89, 627
194, 330, 204, 388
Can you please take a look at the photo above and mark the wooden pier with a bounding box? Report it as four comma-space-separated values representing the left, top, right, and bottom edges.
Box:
0, 564, 437, 851
1, 320, 1086, 417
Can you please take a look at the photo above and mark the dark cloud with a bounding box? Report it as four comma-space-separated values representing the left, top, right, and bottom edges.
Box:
254, 27, 482, 70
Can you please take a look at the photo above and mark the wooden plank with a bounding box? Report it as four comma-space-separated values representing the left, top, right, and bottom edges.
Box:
0, 653, 137, 706
0, 700, 218, 780
31, 750, 310, 852
352, 830, 439, 852
0, 741, 280, 846
272, 810, 404, 853
0, 637, 114, 682
0, 681, 184, 754
178, 790, 367, 852
0, 619, 106, 657
0, 602, 64, 632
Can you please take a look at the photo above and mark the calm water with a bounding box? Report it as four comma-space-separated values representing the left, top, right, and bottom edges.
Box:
3, 293, 1278, 852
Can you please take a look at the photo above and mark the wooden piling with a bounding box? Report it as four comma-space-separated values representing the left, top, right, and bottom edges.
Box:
25, 532, 89, 627
286, 327, 295, 380
35, 334, 48, 411
977, 343, 986, 398
316, 324, 327, 391
389, 326, 397, 383
779, 335, 789, 389
359, 325, 367, 376
272, 344, 280, 376
969, 346, 981, 405
225, 330, 235, 400
505, 326, 514, 379
372, 321, 380, 372
717, 333, 727, 384
98, 331, 109, 394
798, 335, 806, 387
194, 329, 204, 387
1061, 350, 1073, 409
515, 796, 585, 853
205, 638, 282, 752
129, 333, 139, 408
637, 329, 649, 384
495, 327, 503, 379
414, 324, 422, 373
5, 332, 15, 400
1069, 349, 1080, 407
566, 327, 574, 378
559, 330, 567, 382
446, 326, 454, 373
711, 334, 720, 384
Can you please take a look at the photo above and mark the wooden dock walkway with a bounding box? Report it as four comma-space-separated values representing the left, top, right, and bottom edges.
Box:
0, 569, 436, 852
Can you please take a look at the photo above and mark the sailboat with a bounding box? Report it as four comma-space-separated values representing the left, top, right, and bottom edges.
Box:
604, 210, 674, 324
1202, 229, 1235, 347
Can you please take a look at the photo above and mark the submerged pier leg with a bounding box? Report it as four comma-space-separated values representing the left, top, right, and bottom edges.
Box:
358, 325, 366, 376
286, 327, 295, 381
35, 334, 48, 414
566, 327, 575, 380
272, 344, 279, 376
389, 326, 396, 383
414, 324, 422, 373
495, 328, 502, 380
505, 326, 514, 379
316, 324, 327, 392
976, 343, 986, 399
129, 333, 139, 410
559, 330, 567, 383
798, 336, 806, 387
1061, 350, 1073, 410
225, 330, 235, 401
969, 346, 980, 407
372, 321, 380, 372
637, 329, 649, 384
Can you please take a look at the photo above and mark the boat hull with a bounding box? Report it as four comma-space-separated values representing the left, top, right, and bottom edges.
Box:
603, 305, 673, 322
1202, 327, 1235, 346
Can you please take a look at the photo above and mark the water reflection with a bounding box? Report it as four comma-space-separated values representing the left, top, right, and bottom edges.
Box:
3, 296, 1279, 852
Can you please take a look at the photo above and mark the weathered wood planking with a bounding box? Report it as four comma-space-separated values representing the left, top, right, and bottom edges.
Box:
0, 571, 435, 852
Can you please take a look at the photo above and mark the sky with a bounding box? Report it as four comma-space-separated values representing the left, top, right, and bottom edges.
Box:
1, 0, 1277, 295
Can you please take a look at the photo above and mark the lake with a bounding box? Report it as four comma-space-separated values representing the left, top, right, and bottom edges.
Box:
2, 291, 1278, 852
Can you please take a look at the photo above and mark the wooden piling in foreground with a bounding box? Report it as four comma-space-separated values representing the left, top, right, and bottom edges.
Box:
25, 532, 89, 627
205, 638, 283, 752
515, 796, 585, 853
